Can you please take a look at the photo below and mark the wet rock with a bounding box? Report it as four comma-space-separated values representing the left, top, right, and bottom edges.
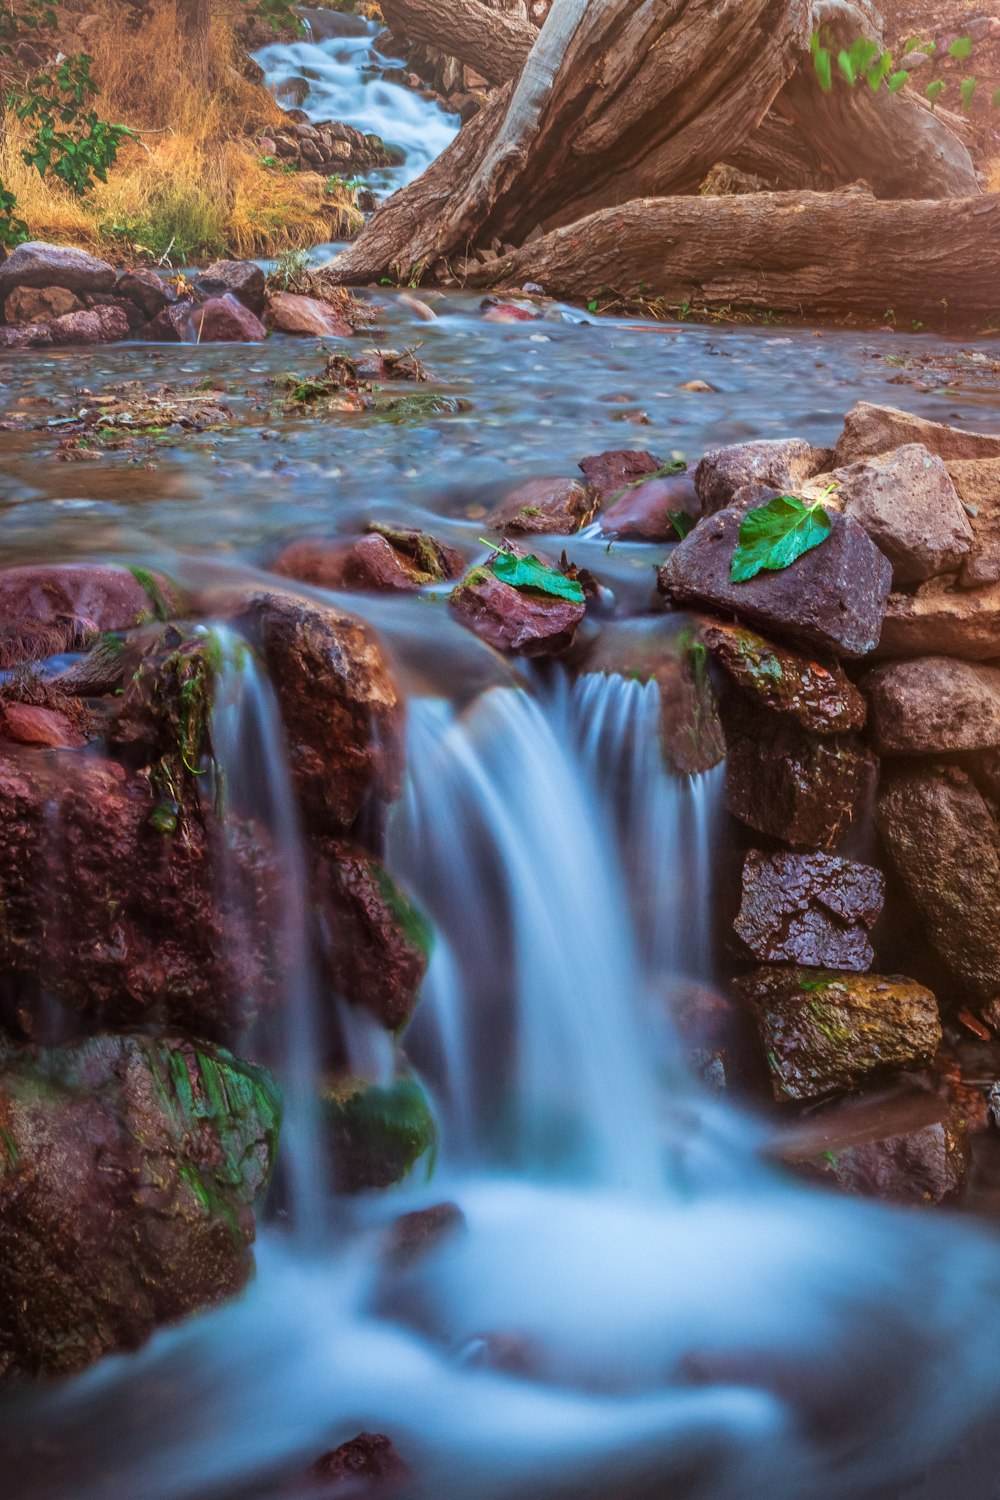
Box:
46, 305, 131, 345
0, 241, 116, 299
488, 477, 597, 536
386, 1202, 465, 1267
0, 563, 175, 668
116, 267, 174, 319
734, 967, 942, 1101
658, 507, 892, 659
196, 259, 267, 316
265, 291, 353, 338
821, 1119, 967, 1205
314, 842, 431, 1031
702, 620, 866, 735
578, 448, 665, 503
834, 401, 1000, 467
669, 980, 746, 1091
0, 701, 87, 749
582, 451, 698, 541
4, 285, 82, 324
81, 290, 147, 332
145, 302, 192, 342
324, 1076, 436, 1192
0, 322, 51, 349
0, 1032, 280, 1385
449, 567, 585, 658
734, 851, 884, 971
695, 438, 831, 515
274, 526, 463, 593
241, 592, 403, 836
829, 444, 973, 585
581, 616, 725, 774
876, 764, 1000, 1000
189, 295, 267, 343
481, 300, 541, 323
722, 697, 868, 849
309, 1432, 408, 1489
951, 459, 1000, 588
863, 657, 1000, 754
877, 577, 1000, 661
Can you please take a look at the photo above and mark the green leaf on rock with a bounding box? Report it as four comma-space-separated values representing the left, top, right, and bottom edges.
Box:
960, 76, 977, 112
668, 511, 696, 540
887, 69, 909, 93
948, 36, 973, 61
729, 495, 833, 583
925, 78, 946, 107
491, 551, 585, 603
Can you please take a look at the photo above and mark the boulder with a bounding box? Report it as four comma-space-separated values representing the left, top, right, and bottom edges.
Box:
949, 459, 1000, 589
695, 438, 831, 514
0, 563, 175, 668
877, 578, 1000, 661
0, 241, 116, 300
863, 657, 1000, 754
0, 1033, 280, 1385
265, 291, 353, 337
116, 268, 174, 319
820, 1119, 967, 1206
829, 444, 973, 585
834, 402, 1000, 467
189, 295, 267, 343
658, 507, 892, 659
314, 842, 431, 1031
81, 290, 147, 332
196, 259, 267, 315
3, 285, 82, 324
145, 302, 192, 341
0, 701, 87, 749
487, 477, 597, 536
722, 697, 868, 849
45, 305, 130, 345
0, 322, 51, 349
734, 966, 942, 1101
449, 567, 585, 657
324, 1076, 436, 1192
597, 469, 699, 542
241, 591, 403, 836
702, 620, 866, 735
876, 763, 1000, 1000
274, 526, 463, 593
734, 850, 884, 971
578, 447, 666, 504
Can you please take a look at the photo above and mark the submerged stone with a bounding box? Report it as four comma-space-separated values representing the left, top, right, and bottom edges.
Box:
275, 526, 464, 593
487, 477, 597, 536
0, 1033, 280, 1386
735, 967, 942, 1102
702, 620, 866, 735
308, 1432, 409, 1490
324, 1076, 436, 1192
734, 851, 884, 971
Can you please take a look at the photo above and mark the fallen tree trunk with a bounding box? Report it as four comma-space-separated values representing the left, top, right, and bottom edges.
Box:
457, 190, 1000, 326
379, 0, 533, 85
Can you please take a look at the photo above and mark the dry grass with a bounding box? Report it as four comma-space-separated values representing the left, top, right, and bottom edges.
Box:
0, 0, 361, 261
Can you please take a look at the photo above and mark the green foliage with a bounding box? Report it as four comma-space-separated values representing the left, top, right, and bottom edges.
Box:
490, 550, 586, 603
0, 182, 28, 247
325, 173, 365, 193
11, 53, 132, 196
267, 246, 311, 290
730, 494, 833, 584
668, 511, 695, 540
0, 0, 57, 55
960, 76, 977, 113
244, 0, 306, 35
810, 28, 998, 116
925, 78, 946, 109
948, 36, 973, 61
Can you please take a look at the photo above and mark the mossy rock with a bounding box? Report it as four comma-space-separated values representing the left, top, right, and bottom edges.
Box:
323, 1075, 436, 1192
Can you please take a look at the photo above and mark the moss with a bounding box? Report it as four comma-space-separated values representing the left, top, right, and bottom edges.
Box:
324, 1075, 437, 1190
128, 565, 172, 624
371, 864, 434, 963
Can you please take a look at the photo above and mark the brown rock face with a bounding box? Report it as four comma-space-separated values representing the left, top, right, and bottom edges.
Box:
695, 438, 831, 514
950, 459, 1000, 588
449, 568, 585, 657
275, 527, 463, 593
599, 473, 699, 542
189, 296, 267, 343
309, 1433, 408, 1489
46, 305, 130, 345
864, 657, 1000, 755
823, 1120, 967, 1206
658, 507, 892, 659
830, 444, 973, 585
578, 447, 666, 503
734, 851, 885, 971
722, 698, 868, 849
488, 477, 597, 536
734, 967, 942, 1101
0, 1033, 280, 1386
0, 701, 87, 749
834, 402, 1000, 467
876, 764, 1000, 1000
197, 259, 267, 315
702, 620, 866, 735
116, 268, 174, 319
4, 285, 82, 324
0, 241, 116, 299
0, 563, 174, 668
265, 291, 354, 337
877, 579, 1000, 661
242, 592, 403, 836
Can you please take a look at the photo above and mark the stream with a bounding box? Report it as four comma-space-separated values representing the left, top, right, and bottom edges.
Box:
3, 22, 1000, 1500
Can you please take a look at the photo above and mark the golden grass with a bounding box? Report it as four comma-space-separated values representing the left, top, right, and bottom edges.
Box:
1, 0, 361, 260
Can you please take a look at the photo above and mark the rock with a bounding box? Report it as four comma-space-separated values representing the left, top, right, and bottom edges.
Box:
702, 620, 866, 735
600, 473, 698, 542
0, 563, 175, 668
734, 967, 942, 1101
0, 701, 87, 749
0, 241, 116, 300
308, 1433, 408, 1489
196, 259, 267, 315
581, 616, 725, 775
81, 291, 147, 332
821, 1120, 967, 1205
481, 301, 541, 322
314, 842, 430, 1031
265, 291, 353, 338
189, 295, 267, 343
877, 577, 1000, 661
385, 1203, 464, 1267
578, 448, 666, 503
0, 1033, 279, 1385
145, 302, 192, 341
834, 402, 1000, 467
275, 526, 463, 593
669, 981, 746, 1092
45, 305, 131, 345
876, 764, 1000, 1000
324, 1076, 436, 1192
487, 477, 597, 536
949, 459, 1000, 588
241, 592, 403, 836
116, 268, 174, 319
3, 285, 82, 324
734, 851, 884, 971
0, 322, 51, 349
449, 567, 585, 657
863, 657, 1000, 754
658, 507, 892, 659
829, 444, 973, 585
722, 697, 868, 849
695, 438, 831, 515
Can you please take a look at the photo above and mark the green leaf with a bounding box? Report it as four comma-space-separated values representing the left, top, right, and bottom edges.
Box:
668, 511, 695, 540
729, 495, 833, 584
490, 551, 585, 603
866, 50, 892, 91
848, 37, 879, 75
836, 48, 856, 85
813, 45, 833, 92
902, 36, 924, 56
925, 78, 946, 108
887, 69, 909, 93
960, 76, 977, 112
948, 36, 973, 61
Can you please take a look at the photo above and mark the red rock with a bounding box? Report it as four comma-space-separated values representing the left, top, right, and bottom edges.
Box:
0, 563, 175, 667
196, 259, 267, 315
0, 241, 116, 299
488, 476, 597, 535
599, 472, 697, 541
834, 401, 1000, 466
116, 268, 174, 319
46, 305, 130, 345
449, 568, 584, 656
734, 851, 885, 971
0, 322, 51, 349
189, 295, 267, 343
481, 300, 540, 322
863, 656, 1000, 755
275, 527, 463, 593
144, 302, 191, 341
822, 1119, 968, 1205
0, 701, 87, 749
578, 447, 666, 502
265, 291, 353, 337
828, 444, 973, 585
702, 620, 866, 735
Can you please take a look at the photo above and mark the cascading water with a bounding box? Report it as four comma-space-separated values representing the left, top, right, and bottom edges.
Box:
255, 11, 459, 192
9, 668, 1000, 1500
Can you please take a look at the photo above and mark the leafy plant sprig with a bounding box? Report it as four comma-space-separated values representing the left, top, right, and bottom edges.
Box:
810, 30, 996, 116
11, 53, 133, 195
729, 489, 836, 583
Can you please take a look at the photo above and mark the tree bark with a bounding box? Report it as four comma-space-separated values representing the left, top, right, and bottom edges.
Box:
455, 190, 999, 327
379, 0, 533, 86
177, 0, 212, 77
